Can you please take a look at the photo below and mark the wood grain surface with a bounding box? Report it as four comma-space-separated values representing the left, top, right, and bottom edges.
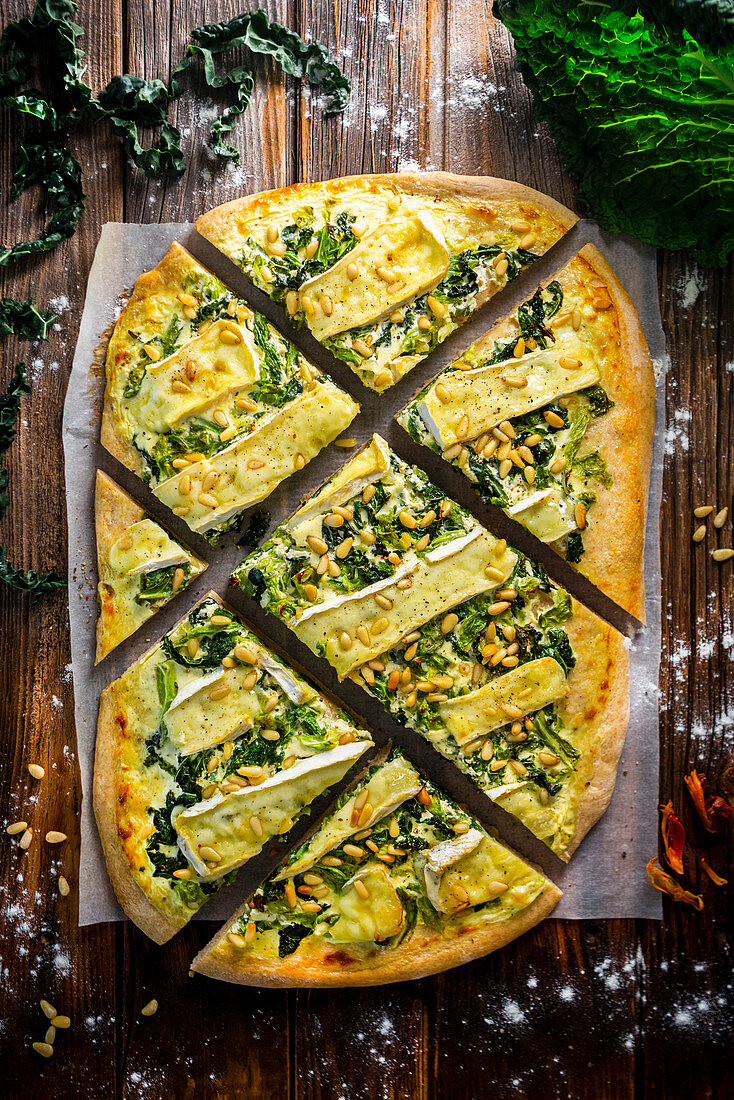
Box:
0, 2, 731, 1097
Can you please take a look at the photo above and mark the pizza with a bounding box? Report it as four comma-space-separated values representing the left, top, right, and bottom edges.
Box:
101, 241, 359, 543
190, 747, 561, 987
87, 172, 653, 984
94, 470, 208, 663
233, 435, 628, 858
398, 246, 655, 619
194, 173, 576, 392
94, 593, 373, 944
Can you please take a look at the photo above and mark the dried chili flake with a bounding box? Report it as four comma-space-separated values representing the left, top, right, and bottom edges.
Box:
659, 800, 685, 874
700, 857, 728, 886
684, 770, 732, 834
646, 858, 704, 910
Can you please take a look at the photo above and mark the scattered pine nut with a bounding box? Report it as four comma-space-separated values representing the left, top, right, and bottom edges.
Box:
28, 764, 45, 780
694, 505, 713, 518
6, 820, 27, 835
19, 828, 32, 850
692, 525, 706, 542
40, 1000, 56, 1019
32, 1042, 53, 1058
45, 831, 67, 845
58, 876, 70, 897
334, 437, 356, 448
713, 548, 734, 562
51, 1015, 70, 1029
140, 999, 158, 1017
713, 507, 729, 528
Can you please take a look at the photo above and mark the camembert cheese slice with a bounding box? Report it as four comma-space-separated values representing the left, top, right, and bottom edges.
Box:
174, 741, 372, 879
439, 657, 569, 746
153, 381, 359, 533
108, 518, 190, 576
273, 754, 422, 879
294, 529, 517, 678
126, 320, 259, 434
300, 212, 450, 341
417, 345, 601, 449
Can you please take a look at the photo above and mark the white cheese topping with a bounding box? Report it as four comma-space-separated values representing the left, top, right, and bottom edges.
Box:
257, 654, 307, 703
166, 667, 225, 714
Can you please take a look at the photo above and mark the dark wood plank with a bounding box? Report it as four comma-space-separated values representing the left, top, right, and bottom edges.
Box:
0, 1, 125, 1096
639, 252, 734, 1100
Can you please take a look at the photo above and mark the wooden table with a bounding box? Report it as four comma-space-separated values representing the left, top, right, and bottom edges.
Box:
0, 2, 731, 1096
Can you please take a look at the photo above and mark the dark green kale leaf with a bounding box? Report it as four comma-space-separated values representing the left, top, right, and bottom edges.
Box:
0, 142, 85, 268
162, 605, 241, 668
155, 660, 178, 715
0, 297, 57, 339
0, 545, 65, 601
0, 361, 30, 452
565, 530, 584, 563
138, 564, 188, 604
237, 508, 271, 549
536, 627, 576, 674
583, 384, 615, 418
278, 922, 314, 957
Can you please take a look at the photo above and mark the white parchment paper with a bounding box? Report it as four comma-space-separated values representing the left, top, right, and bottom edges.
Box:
64, 220, 664, 926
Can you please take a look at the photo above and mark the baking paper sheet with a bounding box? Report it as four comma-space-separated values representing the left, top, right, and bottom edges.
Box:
64, 219, 664, 926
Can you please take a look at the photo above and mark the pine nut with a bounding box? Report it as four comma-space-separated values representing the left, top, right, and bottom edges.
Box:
28, 763, 45, 780
714, 508, 729, 528
141, 999, 158, 1017
45, 831, 67, 844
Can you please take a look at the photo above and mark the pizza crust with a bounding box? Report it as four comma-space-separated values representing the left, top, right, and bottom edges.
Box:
94, 683, 186, 945
560, 599, 630, 858
190, 870, 561, 988
571, 244, 655, 623
195, 170, 578, 246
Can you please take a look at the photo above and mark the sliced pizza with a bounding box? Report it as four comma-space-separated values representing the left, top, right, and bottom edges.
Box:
94, 470, 207, 663
195, 172, 576, 392
94, 592, 374, 944
398, 246, 654, 619
232, 436, 628, 858
190, 747, 561, 987
101, 241, 359, 543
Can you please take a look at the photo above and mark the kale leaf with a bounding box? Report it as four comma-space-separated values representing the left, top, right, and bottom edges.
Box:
0, 298, 57, 340
494, 0, 734, 265
0, 545, 65, 601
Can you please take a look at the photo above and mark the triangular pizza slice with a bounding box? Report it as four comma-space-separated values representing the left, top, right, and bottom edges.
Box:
195, 172, 576, 392
101, 241, 359, 543
94, 593, 374, 943
190, 747, 561, 987
232, 435, 628, 860
94, 469, 207, 662
398, 245, 655, 620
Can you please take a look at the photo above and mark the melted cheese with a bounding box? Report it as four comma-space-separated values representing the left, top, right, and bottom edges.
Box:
273, 755, 422, 879
108, 518, 190, 575
439, 657, 569, 746
506, 488, 577, 544
175, 741, 372, 879
126, 321, 258, 433
421, 833, 521, 914
295, 529, 517, 678
163, 665, 264, 755
153, 380, 359, 533
327, 867, 404, 942
416, 345, 601, 448
288, 435, 391, 533
300, 212, 450, 340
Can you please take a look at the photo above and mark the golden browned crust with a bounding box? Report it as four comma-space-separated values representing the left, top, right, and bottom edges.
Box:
190, 876, 561, 987
195, 171, 577, 245
561, 599, 630, 859
573, 244, 655, 622
93, 683, 184, 945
